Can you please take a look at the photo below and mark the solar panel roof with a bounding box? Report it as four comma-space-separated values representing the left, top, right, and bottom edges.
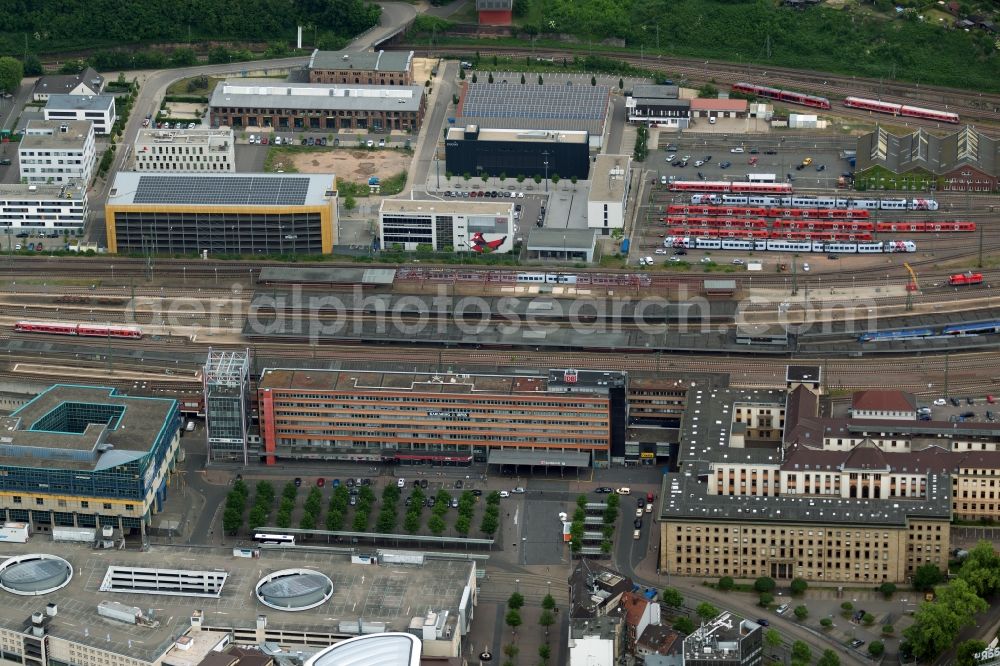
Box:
461, 83, 609, 121
131, 175, 312, 206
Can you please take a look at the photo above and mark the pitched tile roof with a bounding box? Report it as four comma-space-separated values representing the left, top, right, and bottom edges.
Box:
851, 390, 916, 413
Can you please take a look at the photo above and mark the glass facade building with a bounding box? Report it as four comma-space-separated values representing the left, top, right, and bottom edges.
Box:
204, 349, 251, 464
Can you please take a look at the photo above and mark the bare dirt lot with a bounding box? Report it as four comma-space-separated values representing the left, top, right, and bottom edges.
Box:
286, 148, 413, 182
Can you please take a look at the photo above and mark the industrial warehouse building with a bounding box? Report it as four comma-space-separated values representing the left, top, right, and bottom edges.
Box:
209, 80, 426, 132
855, 124, 999, 192
456, 81, 610, 149
307, 49, 415, 86
445, 126, 590, 181
0, 385, 180, 538
587, 154, 632, 235
0, 182, 88, 232
379, 199, 515, 253
476, 0, 513, 24
256, 367, 627, 468
18, 120, 97, 185
132, 128, 235, 172
104, 172, 338, 255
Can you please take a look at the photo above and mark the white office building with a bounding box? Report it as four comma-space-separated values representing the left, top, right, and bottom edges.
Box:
0, 183, 88, 234
18, 120, 97, 185
44, 95, 117, 135
587, 154, 632, 235
379, 200, 514, 253
133, 128, 235, 172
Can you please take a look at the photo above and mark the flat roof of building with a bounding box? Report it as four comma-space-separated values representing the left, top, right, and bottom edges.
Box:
258, 367, 550, 395
460, 82, 610, 121
0, 385, 175, 470
589, 154, 631, 203
682, 613, 757, 662
660, 469, 952, 525
257, 267, 396, 286
0, 541, 471, 665
689, 98, 748, 112
631, 85, 679, 100
0, 182, 86, 202
107, 172, 337, 207
308, 49, 414, 73
45, 94, 114, 111
446, 127, 588, 144
210, 80, 424, 113
380, 199, 513, 217
526, 228, 596, 250
786, 365, 821, 383
135, 128, 233, 148
20, 120, 93, 149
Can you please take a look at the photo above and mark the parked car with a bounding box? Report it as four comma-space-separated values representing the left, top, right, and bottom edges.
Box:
378, 138, 386, 147
349, 495, 357, 505
849, 639, 865, 649
397, 477, 406, 488
330, 478, 339, 488
776, 604, 790, 615
988, 395, 996, 404
455, 479, 463, 489
346, 478, 355, 487
635, 508, 644, 517
756, 618, 770, 627
934, 398, 947, 406
499, 490, 510, 498
512, 487, 525, 494
420, 479, 428, 489
719, 161, 731, 169
633, 529, 641, 540
596, 487, 613, 494
616, 487, 631, 495
366, 140, 374, 148
294, 477, 302, 487
316, 478, 326, 487
730, 147, 744, 153
472, 489, 483, 496
633, 518, 642, 529
450, 498, 459, 508
951, 397, 961, 406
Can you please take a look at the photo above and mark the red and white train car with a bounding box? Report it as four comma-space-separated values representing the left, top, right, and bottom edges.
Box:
771, 219, 875, 232
844, 96, 959, 124
875, 221, 975, 233
732, 82, 831, 110
14, 321, 142, 339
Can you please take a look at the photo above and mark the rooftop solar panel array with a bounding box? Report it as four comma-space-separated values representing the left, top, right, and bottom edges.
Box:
461, 83, 609, 121
132, 175, 311, 206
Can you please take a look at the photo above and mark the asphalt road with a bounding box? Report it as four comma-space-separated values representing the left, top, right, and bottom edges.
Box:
408, 59, 458, 194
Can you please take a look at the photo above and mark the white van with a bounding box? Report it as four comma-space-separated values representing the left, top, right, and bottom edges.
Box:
616, 487, 631, 495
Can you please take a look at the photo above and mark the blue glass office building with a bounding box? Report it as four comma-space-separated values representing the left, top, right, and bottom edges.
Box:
0, 385, 181, 538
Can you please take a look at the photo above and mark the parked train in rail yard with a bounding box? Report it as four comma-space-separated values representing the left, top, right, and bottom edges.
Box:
686, 194, 939, 210
663, 237, 916, 253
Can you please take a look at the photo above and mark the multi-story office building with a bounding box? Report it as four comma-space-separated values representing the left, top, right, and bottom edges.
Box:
0, 182, 88, 233
104, 172, 338, 255
203, 349, 252, 464
444, 126, 590, 181
133, 128, 235, 173
209, 80, 425, 132
587, 154, 632, 235
0, 385, 180, 537
44, 95, 116, 135
682, 613, 763, 666
307, 50, 415, 86
256, 367, 626, 468
18, 120, 97, 185
379, 199, 515, 253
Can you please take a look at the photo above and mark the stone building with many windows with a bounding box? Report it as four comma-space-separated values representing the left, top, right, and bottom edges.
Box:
307, 50, 414, 86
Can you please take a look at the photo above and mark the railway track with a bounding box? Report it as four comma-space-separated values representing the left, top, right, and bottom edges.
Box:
407, 45, 1000, 127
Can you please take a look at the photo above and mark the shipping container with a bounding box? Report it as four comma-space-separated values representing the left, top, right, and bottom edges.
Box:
52, 527, 95, 543
0, 522, 28, 543
620, 238, 630, 254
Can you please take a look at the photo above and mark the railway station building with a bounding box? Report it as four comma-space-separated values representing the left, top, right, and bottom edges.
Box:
625, 84, 690, 128
0, 182, 88, 233
307, 49, 415, 86
378, 198, 515, 253
209, 80, 426, 132
444, 125, 590, 181
855, 125, 999, 192
104, 172, 338, 255
0, 385, 180, 539
256, 367, 627, 468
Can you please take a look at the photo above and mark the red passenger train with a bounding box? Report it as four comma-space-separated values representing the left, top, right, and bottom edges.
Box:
666, 205, 769, 217
875, 221, 975, 233
767, 208, 871, 220
14, 321, 143, 338
772, 219, 875, 232
731, 82, 832, 110
665, 216, 769, 228
843, 97, 960, 124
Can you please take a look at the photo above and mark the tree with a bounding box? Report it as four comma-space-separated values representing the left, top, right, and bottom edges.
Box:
455, 516, 471, 536
22, 54, 43, 77
591, 75, 597, 86
520, 73, 525, 84
754, 576, 776, 593
537, 74, 543, 85
862, 612, 875, 626
764, 629, 782, 656
697, 83, 719, 98
222, 507, 242, 534
0, 57, 24, 98
696, 602, 719, 621
867, 641, 885, 658
459, 68, 465, 80
957, 640, 989, 666
817, 649, 841, 666
618, 77, 624, 90
471, 73, 477, 83
904, 579, 988, 661
538, 644, 551, 662
542, 594, 556, 611
717, 576, 735, 591
673, 616, 695, 634
507, 592, 524, 610
882, 624, 894, 635
878, 582, 897, 598
551, 173, 560, 184
502, 644, 518, 660
791, 640, 811, 664
820, 617, 833, 628
790, 578, 808, 595
428, 514, 445, 535
793, 605, 809, 621
539, 609, 555, 635
343, 193, 356, 212
505, 609, 522, 633
758, 592, 774, 607
488, 72, 494, 83
839, 601, 854, 616
661, 588, 683, 608
912, 563, 945, 591
958, 540, 1000, 597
